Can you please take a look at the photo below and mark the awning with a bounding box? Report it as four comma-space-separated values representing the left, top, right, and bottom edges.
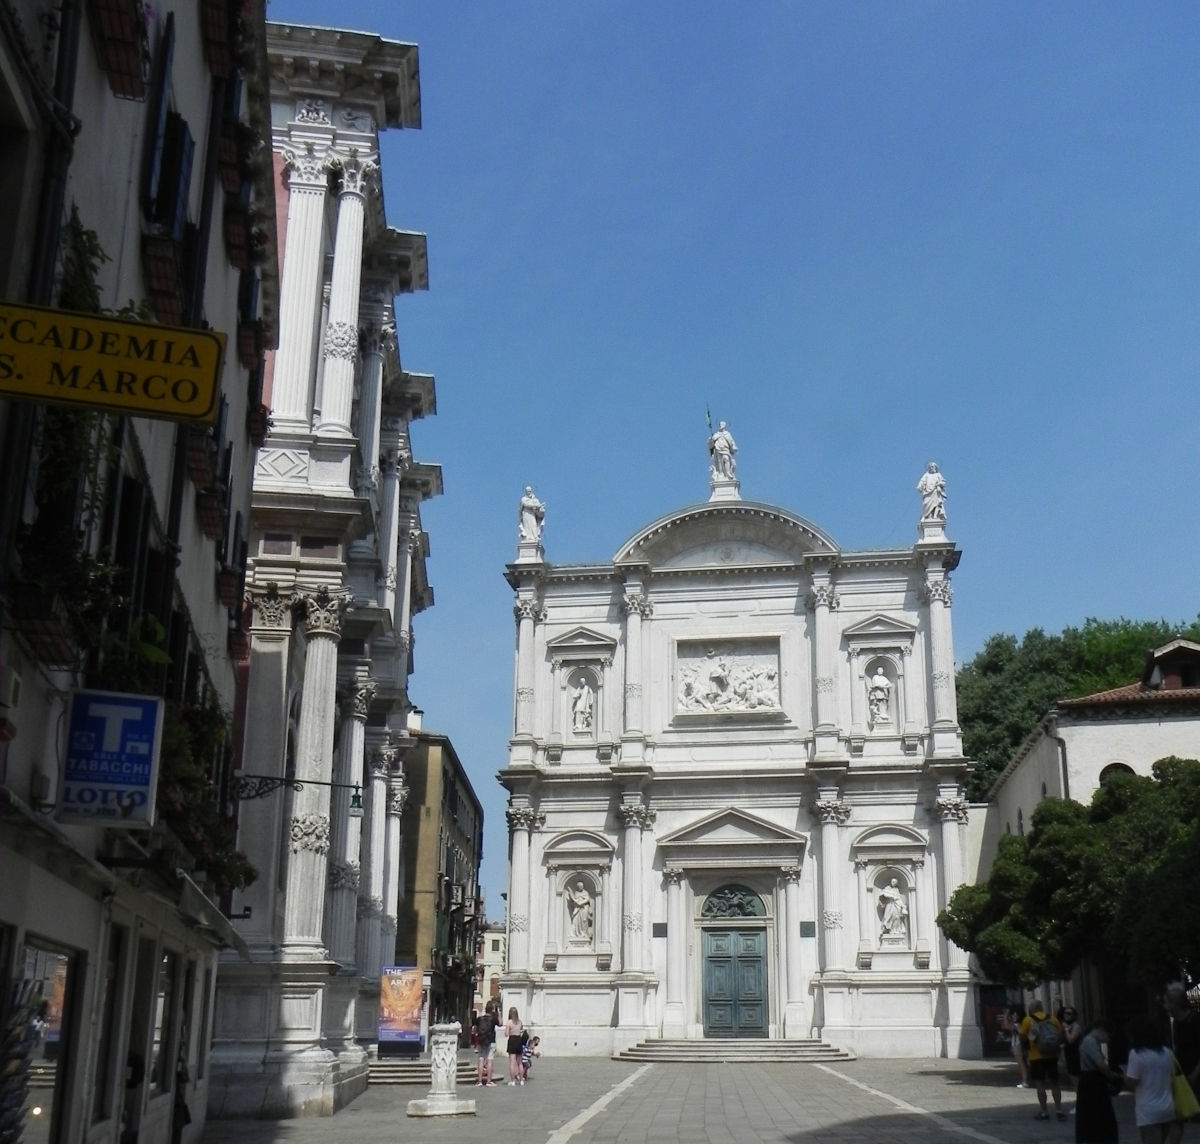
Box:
174, 869, 252, 962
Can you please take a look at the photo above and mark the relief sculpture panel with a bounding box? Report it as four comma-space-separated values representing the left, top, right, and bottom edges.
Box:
676, 639, 781, 715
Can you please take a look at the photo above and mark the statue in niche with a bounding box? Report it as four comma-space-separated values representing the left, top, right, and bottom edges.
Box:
565, 880, 594, 942
570, 677, 595, 734
708, 420, 738, 480
867, 667, 893, 727
878, 878, 909, 943
917, 462, 947, 522
518, 486, 545, 543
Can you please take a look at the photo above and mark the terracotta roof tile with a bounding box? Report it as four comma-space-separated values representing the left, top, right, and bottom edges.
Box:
1058, 683, 1200, 708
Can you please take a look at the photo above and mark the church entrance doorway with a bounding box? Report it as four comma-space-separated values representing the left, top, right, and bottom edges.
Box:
702, 929, 767, 1036
699, 885, 769, 1038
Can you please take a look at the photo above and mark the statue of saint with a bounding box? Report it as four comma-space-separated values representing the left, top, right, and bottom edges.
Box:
518, 485, 545, 543
879, 878, 909, 940
566, 880, 594, 942
916, 462, 946, 522
708, 421, 738, 481
867, 667, 892, 727
570, 678, 594, 733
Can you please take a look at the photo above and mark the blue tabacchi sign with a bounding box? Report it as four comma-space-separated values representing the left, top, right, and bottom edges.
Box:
57, 690, 164, 828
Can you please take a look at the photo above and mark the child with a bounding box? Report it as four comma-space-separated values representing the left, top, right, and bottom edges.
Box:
521, 1035, 541, 1081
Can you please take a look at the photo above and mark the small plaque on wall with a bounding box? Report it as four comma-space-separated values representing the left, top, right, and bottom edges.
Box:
799, 921, 817, 938
652, 923, 667, 938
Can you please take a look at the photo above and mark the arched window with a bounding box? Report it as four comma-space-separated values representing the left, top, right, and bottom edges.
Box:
1017, 808, 1024, 836
701, 885, 765, 918
1099, 762, 1135, 785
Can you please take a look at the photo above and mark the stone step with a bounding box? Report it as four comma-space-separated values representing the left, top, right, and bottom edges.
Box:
368, 1060, 478, 1086
615, 1039, 855, 1063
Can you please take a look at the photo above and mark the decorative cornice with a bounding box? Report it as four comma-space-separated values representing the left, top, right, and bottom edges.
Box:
296, 586, 350, 637
290, 813, 330, 854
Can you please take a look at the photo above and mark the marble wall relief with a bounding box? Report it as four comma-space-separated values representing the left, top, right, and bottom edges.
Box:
675, 639, 781, 717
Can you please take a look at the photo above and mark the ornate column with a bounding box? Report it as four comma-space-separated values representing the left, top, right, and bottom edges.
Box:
325, 681, 373, 968
354, 317, 389, 497
782, 866, 806, 1036
935, 794, 970, 970
396, 523, 420, 647
357, 737, 394, 981
273, 144, 332, 430
315, 152, 376, 437
282, 587, 348, 959
513, 597, 540, 739
854, 858, 872, 967
506, 806, 541, 970
935, 790, 979, 1054
617, 803, 649, 971
663, 868, 685, 1035
808, 568, 841, 759
621, 578, 651, 752
380, 768, 408, 966
923, 568, 960, 756
375, 451, 402, 617
814, 795, 850, 971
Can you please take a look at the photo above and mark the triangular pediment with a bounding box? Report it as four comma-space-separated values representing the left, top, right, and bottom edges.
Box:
842, 613, 917, 639
545, 626, 617, 651
659, 807, 805, 847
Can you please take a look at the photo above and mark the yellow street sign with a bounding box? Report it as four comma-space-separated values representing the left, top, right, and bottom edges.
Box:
0, 303, 226, 424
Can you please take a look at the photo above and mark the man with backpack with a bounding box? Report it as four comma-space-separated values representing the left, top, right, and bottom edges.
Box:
474, 1000, 498, 1087
1019, 1000, 1066, 1121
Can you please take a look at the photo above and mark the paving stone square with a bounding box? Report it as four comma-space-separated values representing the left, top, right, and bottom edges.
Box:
201, 1056, 1150, 1144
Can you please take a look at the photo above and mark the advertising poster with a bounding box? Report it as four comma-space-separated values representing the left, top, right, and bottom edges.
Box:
378, 967, 424, 1050
57, 690, 163, 828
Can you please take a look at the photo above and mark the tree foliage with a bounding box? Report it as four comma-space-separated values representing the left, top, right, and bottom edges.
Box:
938, 758, 1200, 988
957, 618, 1200, 799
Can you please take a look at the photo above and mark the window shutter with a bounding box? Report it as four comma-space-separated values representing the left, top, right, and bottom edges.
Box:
142, 13, 176, 215
155, 113, 195, 240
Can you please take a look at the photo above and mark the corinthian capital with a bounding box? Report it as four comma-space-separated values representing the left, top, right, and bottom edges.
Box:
923, 579, 954, 606
621, 590, 653, 619
282, 142, 335, 188
343, 681, 376, 720
513, 598, 544, 622
334, 148, 379, 198
247, 582, 291, 629
296, 585, 350, 637
935, 796, 969, 824
505, 806, 544, 832
806, 584, 840, 611
814, 799, 851, 826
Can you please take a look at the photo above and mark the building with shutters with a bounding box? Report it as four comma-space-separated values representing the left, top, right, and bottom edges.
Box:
0, 0, 278, 1139
499, 442, 982, 1059
205, 21, 443, 1119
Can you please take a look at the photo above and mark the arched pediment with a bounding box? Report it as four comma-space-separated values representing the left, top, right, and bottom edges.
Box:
613, 501, 838, 569
850, 823, 927, 865
542, 830, 615, 868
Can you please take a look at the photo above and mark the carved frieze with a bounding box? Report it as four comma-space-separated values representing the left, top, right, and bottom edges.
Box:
294, 98, 331, 124
676, 639, 781, 715
323, 320, 359, 362
822, 909, 843, 930
290, 814, 330, 854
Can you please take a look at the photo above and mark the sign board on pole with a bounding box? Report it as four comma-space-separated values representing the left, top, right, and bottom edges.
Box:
0, 302, 225, 423
378, 967, 424, 1050
57, 690, 164, 828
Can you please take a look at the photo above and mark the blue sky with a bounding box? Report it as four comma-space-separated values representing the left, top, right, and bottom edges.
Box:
271, 1, 1200, 912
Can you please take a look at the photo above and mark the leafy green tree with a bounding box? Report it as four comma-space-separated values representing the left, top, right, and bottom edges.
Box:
958, 618, 1200, 799
939, 758, 1200, 989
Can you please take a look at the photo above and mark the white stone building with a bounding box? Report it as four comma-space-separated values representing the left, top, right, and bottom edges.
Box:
207, 23, 440, 1118
500, 446, 981, 1058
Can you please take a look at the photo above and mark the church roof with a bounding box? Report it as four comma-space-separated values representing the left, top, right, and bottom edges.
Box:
612, 500, 838, 568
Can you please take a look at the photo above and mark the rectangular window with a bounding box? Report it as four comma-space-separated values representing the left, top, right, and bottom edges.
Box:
197, 966, 213, 1079
150, 950, 180, 1092
491, 940, 499, 953
92, 925, 127, 1122
299, 536, 339, 559
261, 533, 292, 555
20, 938, 78, 1142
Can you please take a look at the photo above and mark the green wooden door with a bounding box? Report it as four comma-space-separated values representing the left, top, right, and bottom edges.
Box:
702, 929, 767, 1037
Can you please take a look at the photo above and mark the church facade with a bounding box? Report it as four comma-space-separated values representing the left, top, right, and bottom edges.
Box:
499, 439, 981, 1059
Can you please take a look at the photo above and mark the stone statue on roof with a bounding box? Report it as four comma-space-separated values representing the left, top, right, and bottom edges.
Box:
917, 462, 946, 522
708, 421, 737, 481
518, 486, 545, 544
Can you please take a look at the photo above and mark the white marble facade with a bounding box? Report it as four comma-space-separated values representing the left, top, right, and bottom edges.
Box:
499, 439, 981, 1058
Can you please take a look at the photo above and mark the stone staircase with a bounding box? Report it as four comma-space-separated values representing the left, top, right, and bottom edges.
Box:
368, 1054, 478, 1086
615, 1038, 855, 1063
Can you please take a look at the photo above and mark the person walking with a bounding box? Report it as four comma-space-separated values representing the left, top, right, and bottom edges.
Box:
1006, 1006, 1030, 1088
505, 1007, 525, 1086
522, 1036, 541, 1081
1075, 1018, 1119, 1144
1165, 984, 1200, 1103
1124, 1015, 1184, 1144
1021, 1000, 1066, 1121
474, 1001, 498, 1087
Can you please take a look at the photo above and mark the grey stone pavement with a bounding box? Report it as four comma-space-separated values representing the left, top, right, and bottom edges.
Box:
201, 1057, 1148, 1144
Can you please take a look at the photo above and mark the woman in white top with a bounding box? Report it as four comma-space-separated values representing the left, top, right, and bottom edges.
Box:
1124, 1015, 1184, 1144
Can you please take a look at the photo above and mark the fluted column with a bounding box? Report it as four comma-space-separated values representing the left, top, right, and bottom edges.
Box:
376, 453, 401, 616
664, 870, 684, 1022
283, 587, 348, 959
782, 866, 806, 1036
809, 571, 841, 758
618, 803, 650, 971
356, 738, 393, 980
923, 570, 959, 755
397, 523, 419, 644
315, 153, 376, 437
814, 795, 849, 971
354, 318, 388, 497
621, 582, 651, 741
380, 768, 408, 968
273, 144, 332, 430
513, 598, 539, 738
855, 858, 872, 965
935, 794, 970, 970
506, 806, 540, 970
325, 681, 373, 968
